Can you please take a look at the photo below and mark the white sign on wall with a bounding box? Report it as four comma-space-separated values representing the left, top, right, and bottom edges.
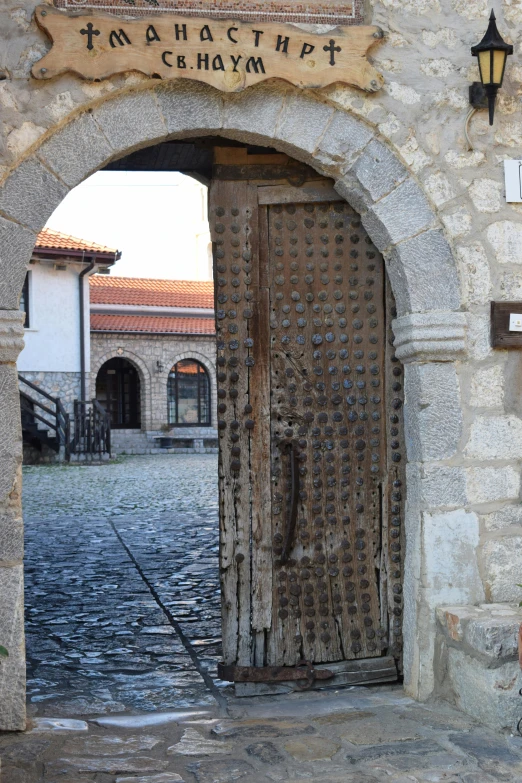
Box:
504, 160, 522, 203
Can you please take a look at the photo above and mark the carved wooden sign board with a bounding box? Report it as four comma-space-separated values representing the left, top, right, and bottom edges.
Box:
33, 5, 384, 93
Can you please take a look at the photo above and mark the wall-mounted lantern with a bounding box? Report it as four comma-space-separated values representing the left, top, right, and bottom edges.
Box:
470, 10, 513, 126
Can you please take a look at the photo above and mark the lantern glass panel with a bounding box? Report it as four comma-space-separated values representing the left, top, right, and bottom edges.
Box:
493, 48, 506, 84
478, 50, 492, 84
478, 49, 507, 86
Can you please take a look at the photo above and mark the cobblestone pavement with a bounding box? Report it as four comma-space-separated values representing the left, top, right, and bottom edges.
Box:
22, 454, 222, 717
4, 455, 522, 782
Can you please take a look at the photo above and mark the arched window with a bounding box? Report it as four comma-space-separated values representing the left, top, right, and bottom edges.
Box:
167, 359, 211, 426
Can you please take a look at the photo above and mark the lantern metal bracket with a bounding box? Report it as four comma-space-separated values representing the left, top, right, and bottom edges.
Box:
469, 82, 489, 109
465, 82, 489, 151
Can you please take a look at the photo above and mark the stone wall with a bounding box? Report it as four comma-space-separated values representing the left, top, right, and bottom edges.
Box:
2, 0, 522, 729
18, 370, 82, 415
90, 332, 218, 451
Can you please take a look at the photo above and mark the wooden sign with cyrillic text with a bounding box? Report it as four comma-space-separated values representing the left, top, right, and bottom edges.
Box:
33, 5, 384, 93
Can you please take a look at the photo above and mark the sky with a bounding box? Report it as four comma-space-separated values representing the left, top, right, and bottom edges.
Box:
45, 170, 212, 281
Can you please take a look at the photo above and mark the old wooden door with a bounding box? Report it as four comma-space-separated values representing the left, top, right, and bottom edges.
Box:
210, 149, 404, 683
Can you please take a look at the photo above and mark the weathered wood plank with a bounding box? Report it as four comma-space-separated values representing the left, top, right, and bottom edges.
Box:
250, 201, 273, 643
234, 656, 397, 696
213, 164, 320, 184
214, 149, 290, 166
257, 181, 339, 205
210, 179, 254, 666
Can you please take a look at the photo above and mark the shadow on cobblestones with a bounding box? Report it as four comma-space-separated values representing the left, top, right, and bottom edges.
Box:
23, 454, 221, 717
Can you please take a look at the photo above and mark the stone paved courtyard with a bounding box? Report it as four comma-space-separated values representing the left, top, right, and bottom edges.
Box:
2, 454, 522, 782
23, 454, 222, 716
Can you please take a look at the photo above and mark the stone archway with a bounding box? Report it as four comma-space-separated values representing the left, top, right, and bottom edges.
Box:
0, 81, 466, 730
91, 348, 151, 431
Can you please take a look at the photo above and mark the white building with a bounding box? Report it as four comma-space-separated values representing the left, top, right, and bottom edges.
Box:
18, 228, 119, 411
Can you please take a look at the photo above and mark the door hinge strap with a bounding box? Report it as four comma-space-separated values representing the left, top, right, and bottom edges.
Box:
218, 660, 334, 689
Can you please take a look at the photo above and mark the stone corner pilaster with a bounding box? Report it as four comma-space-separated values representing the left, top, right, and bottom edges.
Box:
0, 310, 25, 364
392, 311, 467, 364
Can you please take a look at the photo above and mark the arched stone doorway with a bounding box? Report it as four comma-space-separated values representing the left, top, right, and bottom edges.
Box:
90, 348, 152, 434
96, 357, 142, 430
0, 83, 466, 730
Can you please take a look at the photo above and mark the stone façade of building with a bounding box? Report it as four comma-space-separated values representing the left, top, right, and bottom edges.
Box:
89, 276, 218, 454
2, 0, 522, 736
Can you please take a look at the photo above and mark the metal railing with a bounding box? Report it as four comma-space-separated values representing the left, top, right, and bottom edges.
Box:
19, 374, 70, 460
71, 399, 111, 457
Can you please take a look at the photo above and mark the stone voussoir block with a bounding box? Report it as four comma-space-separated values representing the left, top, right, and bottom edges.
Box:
274, 93, 335, 161
0, 158, 68, 233
92, 90, 168, 156
38, 111, 114, 189
333, 174, 372, 216
362, 179, 435, 252
386, 230, 461, 317
223, 84, 287, 144
313, 109, 374, 172
155, 81, 225, 137
348, 138, 409, 203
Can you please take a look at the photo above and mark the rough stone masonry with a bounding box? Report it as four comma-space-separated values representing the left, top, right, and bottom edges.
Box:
2, 0, 522, 732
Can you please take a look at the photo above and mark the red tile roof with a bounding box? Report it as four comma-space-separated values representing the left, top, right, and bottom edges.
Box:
36, 228, 119, 257
91, 314, 215, 335
90, 276, 214, 308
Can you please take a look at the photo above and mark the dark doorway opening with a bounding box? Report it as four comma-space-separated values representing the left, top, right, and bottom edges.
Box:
96, 357, 141, 429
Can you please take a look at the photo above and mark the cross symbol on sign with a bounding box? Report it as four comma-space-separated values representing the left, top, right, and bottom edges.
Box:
323, 39, 341, 66
80, 22, 100, 51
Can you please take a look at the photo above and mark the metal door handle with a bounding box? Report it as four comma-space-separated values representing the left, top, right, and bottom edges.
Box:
278, 440, 299, 565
